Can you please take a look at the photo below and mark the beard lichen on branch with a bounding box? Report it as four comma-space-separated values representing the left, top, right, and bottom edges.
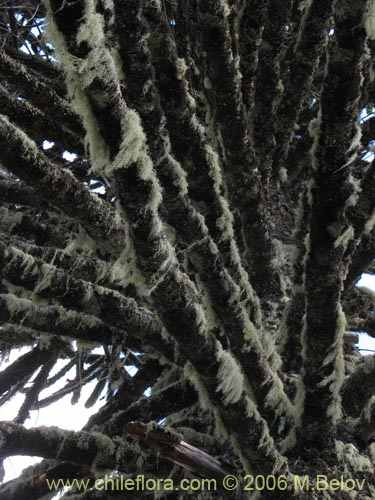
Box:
2, 0, 375, 497
316, 304, 346, 423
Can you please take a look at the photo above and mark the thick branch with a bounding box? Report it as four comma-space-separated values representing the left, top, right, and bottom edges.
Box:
0, 293, 116, 345
0, 179, 44, 208
0, 84, 82, 152
0, 242, 174, 358
0, 422, 139, 471
96, 381, 198, 437
0, 208, 72, 249
84, 359, 165, 429
0, 115, 125, 254
45, 0, 289, 473
0, 50, 83, 136
0, 344, 57, 398
0, 232, 111, 286
272, 0, 335, 175
342, 355, 375, 417
300, 0, 368, 448
126, 421, 233, 482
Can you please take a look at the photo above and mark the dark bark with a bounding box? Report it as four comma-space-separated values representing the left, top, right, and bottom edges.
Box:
1, 0, 375, 498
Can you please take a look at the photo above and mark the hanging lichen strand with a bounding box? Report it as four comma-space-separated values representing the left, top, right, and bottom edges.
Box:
2, 0, 375, 498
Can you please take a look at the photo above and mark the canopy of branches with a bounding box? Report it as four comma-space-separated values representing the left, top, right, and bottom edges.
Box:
1, 0, 375, 499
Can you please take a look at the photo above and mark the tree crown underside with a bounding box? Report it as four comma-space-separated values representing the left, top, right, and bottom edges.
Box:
1, 0, 375, 499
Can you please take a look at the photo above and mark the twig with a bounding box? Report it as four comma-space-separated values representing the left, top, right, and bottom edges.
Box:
126, 421, 233, 482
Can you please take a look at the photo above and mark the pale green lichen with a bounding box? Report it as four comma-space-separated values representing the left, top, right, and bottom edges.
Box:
317, 305, 346, 423
344, 174, 362, 210
279, 427, 297, 454
5, 294, 32, 319
308, 110, 322, 171
228, 240, 262, 322
0, 207, 23, 232
279, 167, 288, 184
276, 79, 285, 93
368, 442, 375, 463
220, 0, 231, 18
152, 366, 181, 394
200, 144, 274, 360
109, 110, 152, 175
76, 0, 105, 47
176, 427, 215, 449
0, 115, 38, 159
241, 298, 282, 370
347, 123, 362, 153
245, 398, 287, 473
194, 272, 220, 330
364, 0, 375, 40
229, 434, 254, 475
175, 58, 188, 80
334, 225, 354, 250
335, 139, 358, 173
91, 432, 116, 468
296, 0, 314, 51
77, 46, 112, 93
73, 87, 111, 172
202, 94, 218, 144
364, 211, 375, 235
167, 153, 189, 195
157, 129, 189, 194
190, 113, 206, 135
264, 376, 297, 430
298, 0, 313, 11
76, 339, 100, 353
56, 305, 102, 330
306, 178, 316, 208
203, 77, 213, 90
215, 344, 244, 405
304, 232, 311, 255
271, 238, 295, 296
38, 333, 52, 350
174, 269, 208, 336
204, 144, 223, 192
0, 429, 6, 450
358, 286, 375, 305
369, 486, 375, 500
44, 5, 114, 173
363, 395, 375, 422
197, 136, 268, 359
147, 246, 176, 295
33, 263, 56, 294
65, 226, 97, 256
357, 352, 375, 376
184, 362, 228, 439
6, 247, 37, 278
275, 313, 290, 355
336, 440, 373, 473
232, 0, 246, 49
216, 206, 234, 241
111, 45, 125, 81
295, 320, 307, 415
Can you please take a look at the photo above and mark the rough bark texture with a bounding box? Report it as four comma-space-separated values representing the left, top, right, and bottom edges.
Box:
1, 0, 375, 499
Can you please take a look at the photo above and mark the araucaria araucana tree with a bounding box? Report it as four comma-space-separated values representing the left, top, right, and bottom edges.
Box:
1, 0, 375, 498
